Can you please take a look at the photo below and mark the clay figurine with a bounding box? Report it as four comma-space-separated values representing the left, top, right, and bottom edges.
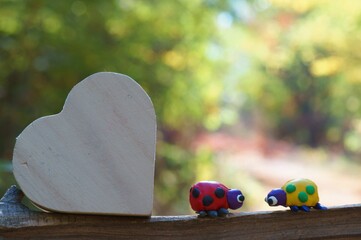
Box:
189, 181, 245, 217
265, 178, 327, 212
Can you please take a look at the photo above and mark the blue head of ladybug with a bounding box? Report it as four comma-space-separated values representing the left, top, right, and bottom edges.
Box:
227, 189, 245, 209
265, 188, 286, 207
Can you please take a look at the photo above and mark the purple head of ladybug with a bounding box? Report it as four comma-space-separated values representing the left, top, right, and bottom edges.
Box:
227, 189, 245, 209
189, 181, 245, 217
265, 188, 287, 207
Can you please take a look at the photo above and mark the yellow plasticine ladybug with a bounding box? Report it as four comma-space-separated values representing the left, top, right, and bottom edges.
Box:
265, 178, 327, 212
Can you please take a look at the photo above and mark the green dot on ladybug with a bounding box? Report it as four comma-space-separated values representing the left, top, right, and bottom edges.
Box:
298, 192, 308, 203
286, 184, 296, 193
306, 185, 315, 195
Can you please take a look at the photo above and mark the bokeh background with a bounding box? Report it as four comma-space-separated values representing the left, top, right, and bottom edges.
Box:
1, 0, 360, 215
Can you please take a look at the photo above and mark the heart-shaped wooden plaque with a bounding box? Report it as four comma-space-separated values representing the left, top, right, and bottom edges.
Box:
12, 72, 156, 216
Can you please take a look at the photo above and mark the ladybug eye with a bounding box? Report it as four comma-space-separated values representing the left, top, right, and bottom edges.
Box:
267, 196, 278, 206
237, 194, 245, 203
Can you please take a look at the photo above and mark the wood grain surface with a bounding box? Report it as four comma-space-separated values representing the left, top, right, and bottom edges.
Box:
12, 72, 157, 216
1, 186, 360, 239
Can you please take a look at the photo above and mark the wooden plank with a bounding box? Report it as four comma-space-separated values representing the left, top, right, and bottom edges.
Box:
1, 186, 360, 239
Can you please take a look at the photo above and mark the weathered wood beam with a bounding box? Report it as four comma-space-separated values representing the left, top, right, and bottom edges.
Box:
0, 186, 360, 239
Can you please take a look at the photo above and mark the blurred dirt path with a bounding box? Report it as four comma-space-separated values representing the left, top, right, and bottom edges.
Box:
196, 133, 361, 211
224, 149, 361, 211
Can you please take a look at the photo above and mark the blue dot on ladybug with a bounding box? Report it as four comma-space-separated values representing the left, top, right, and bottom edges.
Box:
189, 181, 245, 217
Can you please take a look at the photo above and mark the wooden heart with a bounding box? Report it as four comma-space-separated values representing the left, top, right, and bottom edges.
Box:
12, 72, 156, 216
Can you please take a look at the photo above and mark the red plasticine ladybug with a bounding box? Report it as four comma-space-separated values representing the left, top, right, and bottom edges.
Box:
189, 181, 245, 217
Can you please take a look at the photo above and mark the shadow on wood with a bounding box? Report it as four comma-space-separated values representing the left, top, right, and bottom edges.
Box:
0, 186, 360, 239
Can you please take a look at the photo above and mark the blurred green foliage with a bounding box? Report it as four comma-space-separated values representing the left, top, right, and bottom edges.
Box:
0, 0, 229, 214
227, 0, 361, 154
1, 0, 361, 215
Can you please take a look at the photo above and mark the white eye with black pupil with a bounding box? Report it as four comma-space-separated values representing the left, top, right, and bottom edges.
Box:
237, 194, 244, 203
267, 196, 278, 206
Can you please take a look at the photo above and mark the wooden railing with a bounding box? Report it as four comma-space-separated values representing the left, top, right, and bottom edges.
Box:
0, 186, 360, 239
